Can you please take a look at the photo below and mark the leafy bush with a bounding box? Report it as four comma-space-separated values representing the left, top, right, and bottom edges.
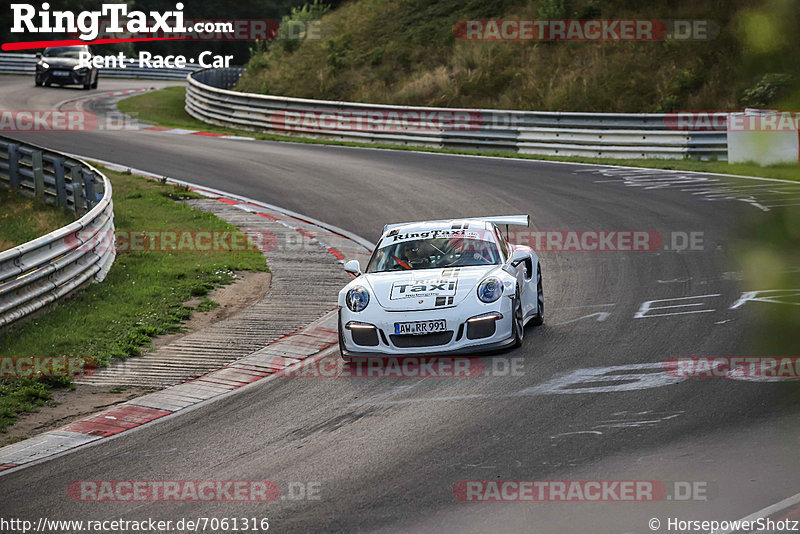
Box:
537, 0, 573, 19
278, 0, 329, 55
740, 73, 792, 108
246, 40, 270, 74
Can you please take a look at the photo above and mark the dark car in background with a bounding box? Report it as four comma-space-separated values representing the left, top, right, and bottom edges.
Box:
35, 45, 98, 90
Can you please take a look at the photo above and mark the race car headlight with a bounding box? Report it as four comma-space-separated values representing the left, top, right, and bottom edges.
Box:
477, 277, 503, 303
346, 286, 370, 312
38, 62, 49, 69
73, 65, 88, 71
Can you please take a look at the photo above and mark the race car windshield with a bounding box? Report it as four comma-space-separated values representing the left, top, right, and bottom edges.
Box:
367, 237, 502, 272
42, 47, 84, 58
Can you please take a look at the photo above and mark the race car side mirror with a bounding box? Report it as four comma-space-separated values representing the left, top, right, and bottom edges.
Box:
344, 260, 362, 276
509, 249, 528, 266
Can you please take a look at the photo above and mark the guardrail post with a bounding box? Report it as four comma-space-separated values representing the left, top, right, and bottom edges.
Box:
8, 143, 20, 189
71, 165, 87, 214
83, 170, 97, 206
53, 157, 67, 207
32, 149, 45, 199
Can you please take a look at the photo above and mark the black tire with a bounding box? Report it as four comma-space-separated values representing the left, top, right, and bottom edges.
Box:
83, 82, 91, 90
530, 264, 544, 326
35, 80, 42, 87
512, 287, 524, 348
91, 72, 98, 89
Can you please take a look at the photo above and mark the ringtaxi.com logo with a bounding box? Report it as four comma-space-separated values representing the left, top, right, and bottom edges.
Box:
68, 18, 323, 42
11, 3, 191, 42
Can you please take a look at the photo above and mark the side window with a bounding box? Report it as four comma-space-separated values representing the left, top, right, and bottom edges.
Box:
523, 258, 533, 280
494, 227, 508, 260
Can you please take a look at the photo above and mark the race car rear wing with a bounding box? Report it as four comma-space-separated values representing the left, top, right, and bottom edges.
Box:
382, 215, 529, 234
474, 215, 530, 227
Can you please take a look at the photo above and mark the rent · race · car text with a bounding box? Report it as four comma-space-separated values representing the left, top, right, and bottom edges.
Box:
79, 50, 233, 69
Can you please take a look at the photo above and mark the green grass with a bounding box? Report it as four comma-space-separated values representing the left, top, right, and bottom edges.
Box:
120, 86, 800, 183
0, 379, 57, 433
0, 189, 76, 252
0, 169, 268, 432
731, 204, 800, 358
118, 86, 212, 131
196, 297, 220, 312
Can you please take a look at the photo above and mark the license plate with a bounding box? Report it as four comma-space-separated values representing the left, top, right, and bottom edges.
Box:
394, 319, 446, 335
52, 71, 70, 77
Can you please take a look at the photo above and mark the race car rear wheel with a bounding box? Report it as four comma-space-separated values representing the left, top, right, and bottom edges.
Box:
512, 288, 524, 348
530, 264, 544, 326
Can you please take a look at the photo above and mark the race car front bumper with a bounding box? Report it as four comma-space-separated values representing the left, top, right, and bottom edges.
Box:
36, 68, 91, 86
338, 296, 516, 357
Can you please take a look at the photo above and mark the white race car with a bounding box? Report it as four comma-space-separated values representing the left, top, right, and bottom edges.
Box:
337, 215, 543, 359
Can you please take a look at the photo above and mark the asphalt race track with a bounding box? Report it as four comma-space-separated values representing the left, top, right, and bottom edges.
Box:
1, 76, 799, 533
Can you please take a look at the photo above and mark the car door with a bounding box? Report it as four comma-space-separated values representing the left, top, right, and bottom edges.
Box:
496, 227, 535, 317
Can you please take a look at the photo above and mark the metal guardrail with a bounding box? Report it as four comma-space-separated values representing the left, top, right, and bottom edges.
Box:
0, 53, 199, 80
0, 136, 115, 328
186, 67, 728, 160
